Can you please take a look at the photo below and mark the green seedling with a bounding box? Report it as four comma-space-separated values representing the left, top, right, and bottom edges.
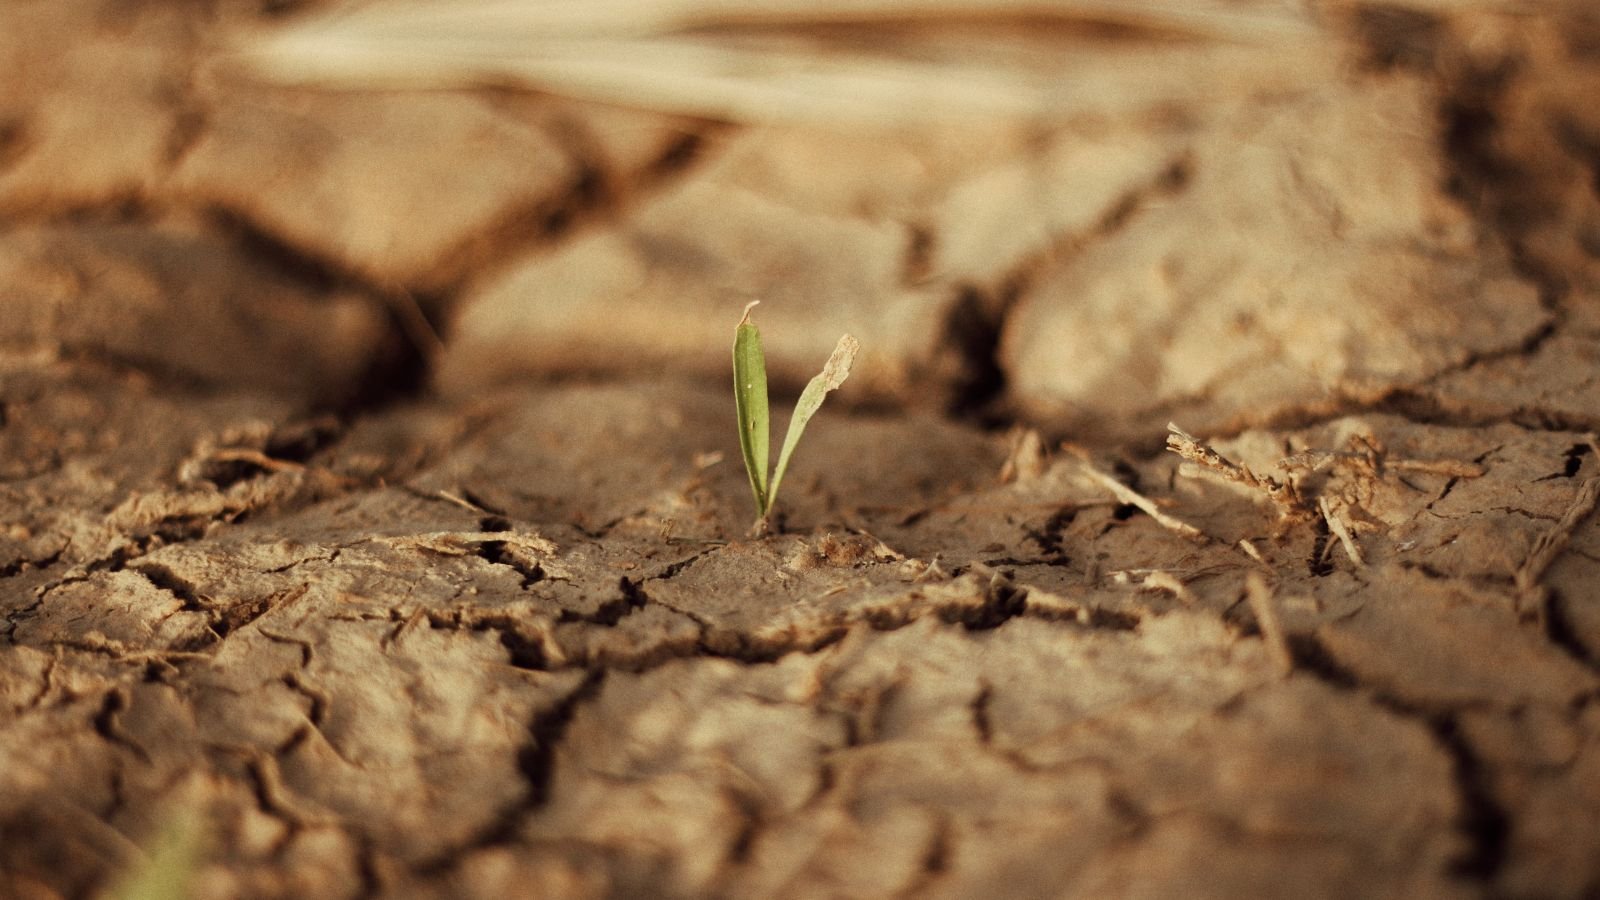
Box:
734, 301, 858, 535
106, 803, 204, 900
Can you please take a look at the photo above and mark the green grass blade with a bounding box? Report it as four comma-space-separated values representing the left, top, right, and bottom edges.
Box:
769, 334, 858, 509
107, 805, 204, 900
733, 302, 770, 517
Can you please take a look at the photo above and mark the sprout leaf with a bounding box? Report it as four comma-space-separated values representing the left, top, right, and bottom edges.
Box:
732, 303, 857, 533
733, 301, 770, 516
769, 334, 858, 508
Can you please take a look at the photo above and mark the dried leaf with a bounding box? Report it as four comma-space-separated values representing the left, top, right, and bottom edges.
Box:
235, 0, 1326, 124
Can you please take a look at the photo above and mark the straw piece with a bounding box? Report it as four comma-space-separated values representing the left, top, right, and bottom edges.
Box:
1167, 422, 1305, 514
1318, 497, 1365, 568
1079, 463, 1204, 541
1245, 572, 1293, 676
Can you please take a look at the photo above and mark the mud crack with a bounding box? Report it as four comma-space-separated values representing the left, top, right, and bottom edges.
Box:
941, 152, 1192, 423
1288, 634, 1511, 883
418, 669, 607, 873
557, 576, 645, 627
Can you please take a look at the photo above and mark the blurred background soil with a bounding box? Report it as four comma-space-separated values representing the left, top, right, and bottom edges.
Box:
3, 1, 1600, 897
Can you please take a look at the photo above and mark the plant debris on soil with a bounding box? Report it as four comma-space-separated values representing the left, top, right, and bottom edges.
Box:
4, 1, 1600, 898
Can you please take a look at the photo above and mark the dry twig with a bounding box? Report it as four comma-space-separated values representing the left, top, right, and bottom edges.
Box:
236, 0, 1326, 124
1318, 497, 1365, 568
1141, 570, 1198, 605
999, 427, 1048, 484
1515, 473, 1600, 612
371, 530, 558, 556
1166, 422, 1306, 515
1279, 448, 1486, 480
204, 448, 306, 472
1244, 572, 1293, 676
1076, 461, 1205, 541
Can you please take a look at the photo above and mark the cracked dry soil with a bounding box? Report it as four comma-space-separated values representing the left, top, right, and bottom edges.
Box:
5, 2, 1600, 898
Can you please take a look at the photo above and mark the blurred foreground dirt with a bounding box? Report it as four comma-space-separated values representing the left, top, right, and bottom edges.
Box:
4, 1, 1600, 898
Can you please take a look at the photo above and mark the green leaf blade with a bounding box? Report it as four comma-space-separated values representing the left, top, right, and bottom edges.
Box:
108, 804, 204, 900
768, 333, 858, 509
733, 303, 770, 517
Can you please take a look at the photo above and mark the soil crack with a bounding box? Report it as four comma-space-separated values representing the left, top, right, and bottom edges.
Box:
418, 669, 606, 873
1288, 633, 1512, 884
131, 562, 206, 612
557, 576, 645, 627
92, 688, 152, 765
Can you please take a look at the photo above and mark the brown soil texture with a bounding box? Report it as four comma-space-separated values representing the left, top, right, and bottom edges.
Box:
4, 2, 1600, 898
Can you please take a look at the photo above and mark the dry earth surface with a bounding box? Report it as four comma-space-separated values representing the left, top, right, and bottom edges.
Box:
4, 1, 1600, 898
